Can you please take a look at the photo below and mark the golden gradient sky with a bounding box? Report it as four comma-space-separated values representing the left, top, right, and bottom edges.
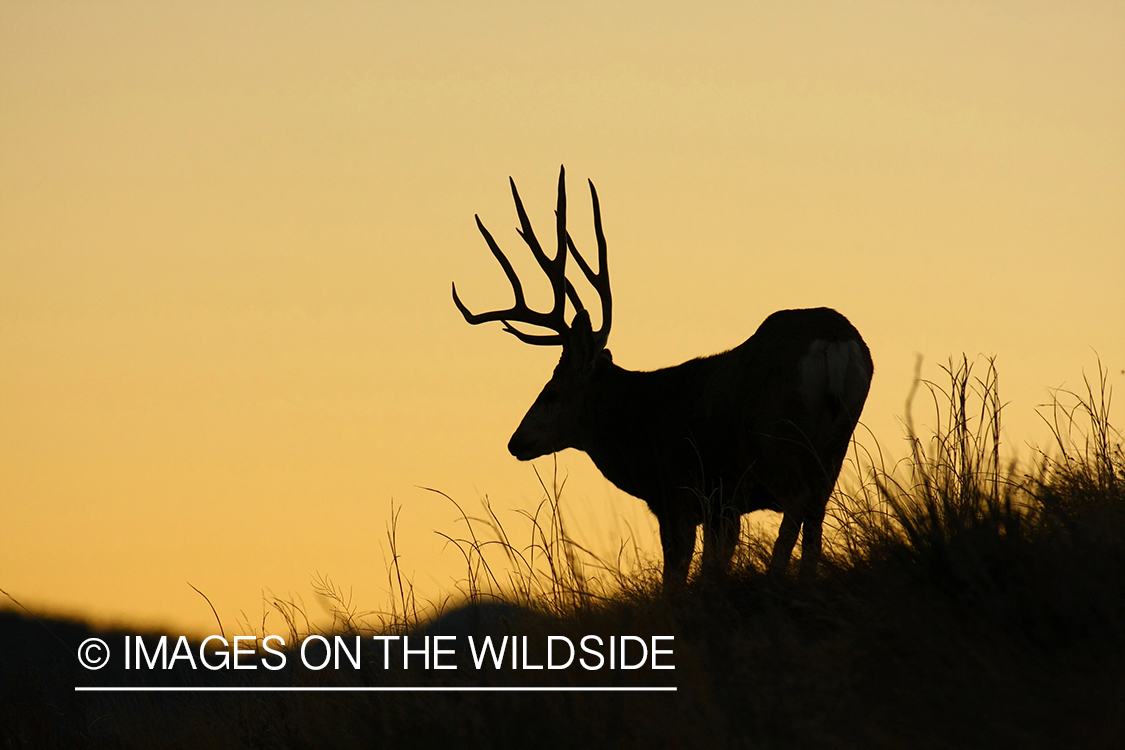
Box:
2, 1, 1123, 635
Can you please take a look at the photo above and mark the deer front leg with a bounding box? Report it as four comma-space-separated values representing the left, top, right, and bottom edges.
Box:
769, 511, 801, 578
659, 511, 696, 593
701, 510, 740, 579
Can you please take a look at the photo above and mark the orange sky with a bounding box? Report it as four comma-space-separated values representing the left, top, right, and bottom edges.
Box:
2, 1, 1123, 636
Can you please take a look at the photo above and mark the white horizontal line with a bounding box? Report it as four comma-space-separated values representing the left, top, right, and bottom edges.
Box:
75, 686, 676, 693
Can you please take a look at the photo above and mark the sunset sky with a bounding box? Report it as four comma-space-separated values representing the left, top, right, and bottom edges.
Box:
2, 1, 1123, 636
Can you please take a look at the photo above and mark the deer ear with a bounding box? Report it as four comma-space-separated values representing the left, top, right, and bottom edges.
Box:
568, 309, 598, 367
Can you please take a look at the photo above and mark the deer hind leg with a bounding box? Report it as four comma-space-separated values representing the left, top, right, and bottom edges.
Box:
797, 497, 828, 583
659, 511, 697, 593
701, 509, 740, 579
768, 512, 801, 578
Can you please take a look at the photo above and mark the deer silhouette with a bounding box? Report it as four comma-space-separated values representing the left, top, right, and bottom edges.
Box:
454, 167, 873, 589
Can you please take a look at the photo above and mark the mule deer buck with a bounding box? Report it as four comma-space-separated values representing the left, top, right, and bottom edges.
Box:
453, 167, 873, 589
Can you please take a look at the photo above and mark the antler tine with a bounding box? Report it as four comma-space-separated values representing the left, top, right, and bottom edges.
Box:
510, 173, 567, 292
457, 215, 525, 310
564, 179, 612, 347
548, 168, 589, 323
554, 166, 568, 326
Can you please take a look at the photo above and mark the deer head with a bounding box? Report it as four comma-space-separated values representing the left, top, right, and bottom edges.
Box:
452, 166, 612, 461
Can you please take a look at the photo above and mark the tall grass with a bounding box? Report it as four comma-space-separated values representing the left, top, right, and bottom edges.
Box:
420, 458, 660, 621
833, 356, 1026, 578
837, 357, 1116, 550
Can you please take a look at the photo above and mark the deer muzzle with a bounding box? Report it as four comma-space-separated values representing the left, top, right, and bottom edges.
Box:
507, 431, 545, 461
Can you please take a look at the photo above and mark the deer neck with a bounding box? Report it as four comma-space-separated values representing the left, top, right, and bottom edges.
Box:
571, 363, 695, 503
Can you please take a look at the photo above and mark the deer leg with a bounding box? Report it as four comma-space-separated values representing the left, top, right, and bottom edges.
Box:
769, 512, 801, 578
701, 511, 740, 579
798, 498, 828, 583
659, 512, 696, 593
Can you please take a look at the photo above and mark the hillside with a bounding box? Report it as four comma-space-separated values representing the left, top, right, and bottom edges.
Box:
4, 360, 1123, 749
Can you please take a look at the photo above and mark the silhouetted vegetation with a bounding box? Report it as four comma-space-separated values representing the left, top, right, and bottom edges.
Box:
3, 358, 1123, 748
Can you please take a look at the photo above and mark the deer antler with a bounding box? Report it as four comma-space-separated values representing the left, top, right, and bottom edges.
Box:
453, 166, 612, 348
566, 179, 611, 349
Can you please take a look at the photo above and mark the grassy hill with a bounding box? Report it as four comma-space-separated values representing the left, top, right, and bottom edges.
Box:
3, 359, 1123, 749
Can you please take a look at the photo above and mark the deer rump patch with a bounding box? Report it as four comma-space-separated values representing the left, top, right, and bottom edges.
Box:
800, 338, 872, 427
